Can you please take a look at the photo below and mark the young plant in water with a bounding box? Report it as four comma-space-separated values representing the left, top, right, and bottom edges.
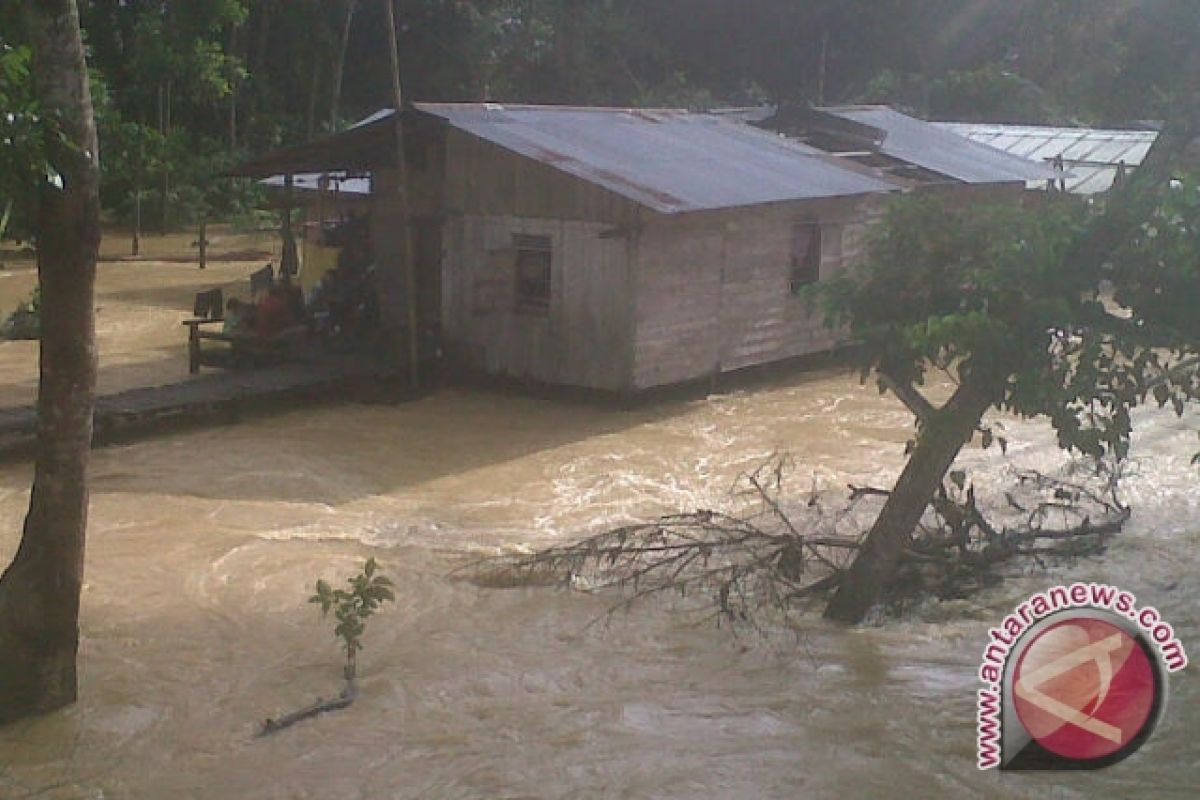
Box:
309, 558, 395, 681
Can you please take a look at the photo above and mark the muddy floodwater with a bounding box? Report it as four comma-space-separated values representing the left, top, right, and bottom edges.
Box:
0, 254, 1196, 798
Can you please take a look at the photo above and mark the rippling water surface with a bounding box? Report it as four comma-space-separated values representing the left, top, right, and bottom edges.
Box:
0, 367, 1195, 799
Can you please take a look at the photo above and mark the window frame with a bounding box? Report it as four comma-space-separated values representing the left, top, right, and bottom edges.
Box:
512, 233, 553, 314
789, 221, 823, 293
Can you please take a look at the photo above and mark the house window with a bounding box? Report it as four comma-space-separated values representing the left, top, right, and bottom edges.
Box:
513, 234, 552, 313
790, 223, 822, 292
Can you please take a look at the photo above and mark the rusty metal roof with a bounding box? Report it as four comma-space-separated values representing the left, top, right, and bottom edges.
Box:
414, 103, 898, 213
818, 106, 1061, 185
936, 123, 1157, 194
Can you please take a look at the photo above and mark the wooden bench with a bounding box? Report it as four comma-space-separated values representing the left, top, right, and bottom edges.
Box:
183, 267, 273, 373
184, 282, 307, 374
183, 288, 225, 374
187, 328, 298, 373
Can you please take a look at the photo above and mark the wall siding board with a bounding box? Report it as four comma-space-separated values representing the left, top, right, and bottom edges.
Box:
441, 213, 633, 391
442, 129, 640, 226
632, 196, 887, 390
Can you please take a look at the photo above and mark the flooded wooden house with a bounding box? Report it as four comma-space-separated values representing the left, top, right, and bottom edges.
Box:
234, 103, 1053, 393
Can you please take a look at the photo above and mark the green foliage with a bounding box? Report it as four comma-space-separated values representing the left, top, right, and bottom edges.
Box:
817, 192, 1200, 461
928, 66, 1063, 124
0, 38, 41, 242
859, 65, 1068, 124
309, 558, 395, 680
1113, 175, 1200, 345
819, 197, 1089, 382
6, 0, 1200, 238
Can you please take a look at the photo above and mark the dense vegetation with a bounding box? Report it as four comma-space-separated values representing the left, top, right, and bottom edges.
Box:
2, 0, 1199, 242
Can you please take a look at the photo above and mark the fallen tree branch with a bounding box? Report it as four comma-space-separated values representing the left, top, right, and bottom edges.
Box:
257, 680, 357, 737
465, 455, 1131, 633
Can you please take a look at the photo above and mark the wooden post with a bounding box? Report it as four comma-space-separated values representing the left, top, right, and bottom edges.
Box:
197, 213, 208, 270
817, 30, 830, 106
330, 1, 358, 133
0, 200, 12, 245
383, 0, 420, 388
317, 173, 328, 237
132, 138, 142, 256
281, 173, 298, 279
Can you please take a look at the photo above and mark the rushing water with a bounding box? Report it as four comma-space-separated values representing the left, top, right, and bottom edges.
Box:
0, 368, 1195, 799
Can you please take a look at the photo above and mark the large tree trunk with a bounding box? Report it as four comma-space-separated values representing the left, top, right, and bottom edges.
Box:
824, 378, 994, 624
0, 0, 100, 725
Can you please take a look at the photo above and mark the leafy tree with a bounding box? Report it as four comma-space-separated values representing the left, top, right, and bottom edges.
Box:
0, 37, 39, 242
819, 117, 1200, 623
11, 0, 1200, 242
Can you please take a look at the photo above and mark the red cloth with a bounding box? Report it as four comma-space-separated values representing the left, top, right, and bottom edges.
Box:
255, 294, 295, 340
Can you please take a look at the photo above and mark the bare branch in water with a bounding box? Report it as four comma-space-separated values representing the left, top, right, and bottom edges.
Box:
463, 454, 1131, 632
258, 680, 357, 737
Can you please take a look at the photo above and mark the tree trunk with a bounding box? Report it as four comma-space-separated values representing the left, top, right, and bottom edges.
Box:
0, 199, 12, 243
252, 0, 273, 85
0, 0, 100, 726
329, 0, 357, 132
824, 378, 995, 624
305, 35, 321, 141
228, 22, 239, 151
158, 80, 171, 235
132, 138, 142, 256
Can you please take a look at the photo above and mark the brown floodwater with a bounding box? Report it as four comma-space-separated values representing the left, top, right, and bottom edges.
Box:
0, 246, 1195, 798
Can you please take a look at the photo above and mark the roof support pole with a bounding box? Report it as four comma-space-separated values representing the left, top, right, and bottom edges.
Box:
281, 173, 299, 279
383, 0, 420, 388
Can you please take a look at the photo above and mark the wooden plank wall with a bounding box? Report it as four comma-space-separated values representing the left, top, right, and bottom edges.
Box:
368, 118, 1029, 391
442, 129, 639, 225
631, 196, 886, 390
628, 217, 725, 388
369, 130, 446, 335
441, 214, 634, 391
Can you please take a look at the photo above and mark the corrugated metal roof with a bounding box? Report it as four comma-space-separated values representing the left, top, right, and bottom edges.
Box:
351, 109, 394, 129
260, 172, 372, 195
819, 106, 1061, 185
412, 103, 899, 214
936, 123, 1157, 194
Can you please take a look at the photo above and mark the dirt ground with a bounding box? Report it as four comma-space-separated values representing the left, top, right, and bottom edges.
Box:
0, 226, 280, 409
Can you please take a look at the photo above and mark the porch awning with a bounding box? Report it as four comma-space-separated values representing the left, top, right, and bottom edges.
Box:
228, 109, 403, 179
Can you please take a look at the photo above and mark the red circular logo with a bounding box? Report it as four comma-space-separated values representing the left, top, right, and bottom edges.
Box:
1013, 617, 1158, 762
